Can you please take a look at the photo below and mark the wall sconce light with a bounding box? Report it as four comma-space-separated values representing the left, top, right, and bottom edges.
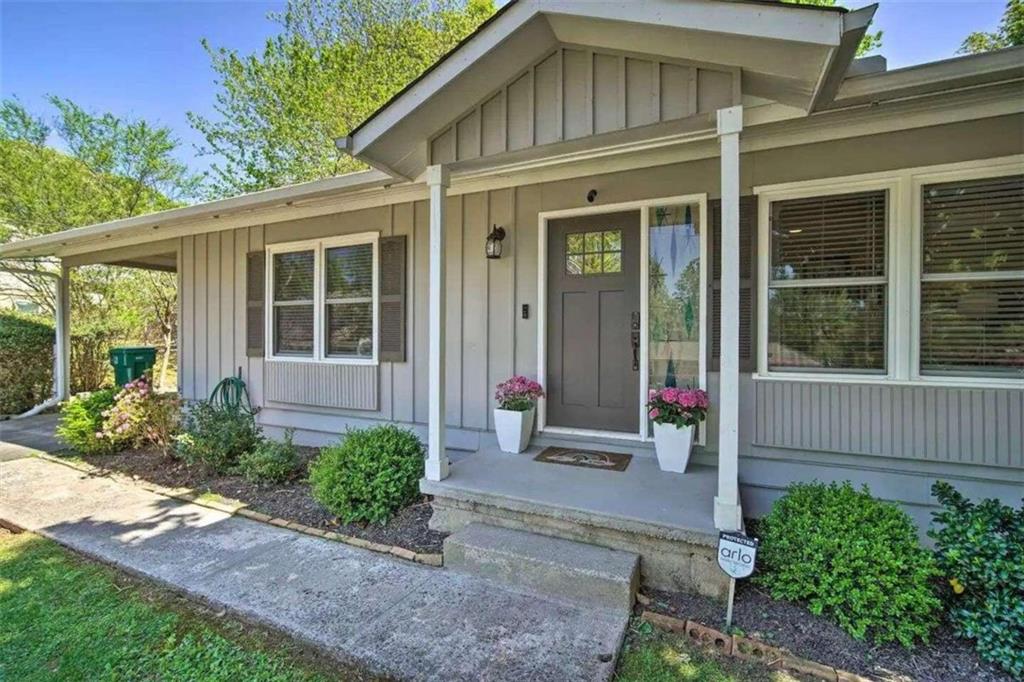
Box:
486, 225, 506, 259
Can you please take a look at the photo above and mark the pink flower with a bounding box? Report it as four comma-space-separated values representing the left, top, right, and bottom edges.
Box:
649, 408, 660, 419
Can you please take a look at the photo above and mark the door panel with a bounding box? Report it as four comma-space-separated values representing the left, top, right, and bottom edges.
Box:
547, 211, 640, 432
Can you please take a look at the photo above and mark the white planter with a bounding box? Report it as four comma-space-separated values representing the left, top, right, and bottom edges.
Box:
653, 422, 695, 473
494, 407, 535, 453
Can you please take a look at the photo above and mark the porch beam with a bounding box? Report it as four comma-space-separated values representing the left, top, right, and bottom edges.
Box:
425, 164, 450, 481
714, 106, 743, 532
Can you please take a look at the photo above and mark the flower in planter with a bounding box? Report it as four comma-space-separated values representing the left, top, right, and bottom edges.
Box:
494, 375, 544, 412
647, 387, 709, 428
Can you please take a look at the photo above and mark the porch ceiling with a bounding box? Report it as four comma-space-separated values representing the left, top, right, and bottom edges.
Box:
343, 0, 874, 182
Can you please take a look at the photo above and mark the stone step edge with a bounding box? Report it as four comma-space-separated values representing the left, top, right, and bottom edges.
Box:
639, 609, 872, 682
30, 452, 443, 568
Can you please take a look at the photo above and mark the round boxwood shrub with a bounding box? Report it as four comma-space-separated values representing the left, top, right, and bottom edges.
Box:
0, 312, 54, 415
756, 481, 941, 647
309, 425, 424, 525
56, 389, 118, 455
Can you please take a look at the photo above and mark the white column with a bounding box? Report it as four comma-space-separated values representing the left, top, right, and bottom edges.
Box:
715, 106, 743, 532
425, 164, 450, 481
57, 263, 71, 401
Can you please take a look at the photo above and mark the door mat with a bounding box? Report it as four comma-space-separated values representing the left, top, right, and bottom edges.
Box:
534, 447, 632, 472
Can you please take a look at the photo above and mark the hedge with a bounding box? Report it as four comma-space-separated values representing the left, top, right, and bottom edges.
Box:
0, 313, 55, 415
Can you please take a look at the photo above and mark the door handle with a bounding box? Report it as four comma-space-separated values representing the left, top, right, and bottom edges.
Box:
631, 311, 640, 371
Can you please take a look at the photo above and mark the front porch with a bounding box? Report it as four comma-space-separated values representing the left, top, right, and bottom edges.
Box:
422, 439, 729, 598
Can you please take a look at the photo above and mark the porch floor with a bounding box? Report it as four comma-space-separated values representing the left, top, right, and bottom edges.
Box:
424, 443, 718, 547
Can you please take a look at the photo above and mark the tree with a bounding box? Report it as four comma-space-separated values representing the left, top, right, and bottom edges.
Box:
959, 0, 1024, 54
0, 97, 198, 389
781, 0, 882, 56
189, 0, 495, 198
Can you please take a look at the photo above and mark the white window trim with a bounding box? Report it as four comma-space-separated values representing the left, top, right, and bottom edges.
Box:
910, 161, 1024, 387
754, 155, 1024, 389
756, 176, 900, 382
265, 231, 380, 365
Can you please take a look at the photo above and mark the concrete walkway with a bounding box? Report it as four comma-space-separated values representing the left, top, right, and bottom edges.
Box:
0, 455, 627, 681
0, 413, 62, 461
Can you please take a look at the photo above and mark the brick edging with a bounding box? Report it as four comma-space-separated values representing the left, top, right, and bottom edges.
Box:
31, 452, 444, 568
640, 609, 872, 682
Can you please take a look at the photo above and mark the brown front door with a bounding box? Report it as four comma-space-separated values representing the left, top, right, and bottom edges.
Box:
547, 211, 641, 433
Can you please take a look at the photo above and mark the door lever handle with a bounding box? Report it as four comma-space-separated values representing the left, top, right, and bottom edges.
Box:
631, 331, 640, 371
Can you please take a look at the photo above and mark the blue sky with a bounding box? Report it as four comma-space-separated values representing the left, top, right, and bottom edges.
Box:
0, 0, 1009, 177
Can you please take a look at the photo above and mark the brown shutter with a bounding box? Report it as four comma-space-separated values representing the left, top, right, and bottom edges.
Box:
708, 196, 757, 372
379, 235, 407, 363
246, 251, 265, 357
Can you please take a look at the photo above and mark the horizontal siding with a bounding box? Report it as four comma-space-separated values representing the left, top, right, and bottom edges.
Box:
265, 362, 377, 410
429, 46, 732, 165
754, 381, 1024, 469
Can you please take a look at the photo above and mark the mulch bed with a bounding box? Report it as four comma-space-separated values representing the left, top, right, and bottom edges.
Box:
80, 447, 448, 554
641, 582, 1012, 682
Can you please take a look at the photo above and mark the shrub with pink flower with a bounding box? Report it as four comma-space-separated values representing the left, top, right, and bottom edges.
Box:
494, 375, 545, 412
99, 375, 182, 453
646, 386, 709, 428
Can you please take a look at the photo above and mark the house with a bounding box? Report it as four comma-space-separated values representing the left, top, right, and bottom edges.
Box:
1, 0, 1021, 598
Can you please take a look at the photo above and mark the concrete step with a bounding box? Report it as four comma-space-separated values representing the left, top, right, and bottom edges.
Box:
443, 523, 640, 612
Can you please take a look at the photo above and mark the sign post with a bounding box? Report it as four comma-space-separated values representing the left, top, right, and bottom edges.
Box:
717, 531, 758, 630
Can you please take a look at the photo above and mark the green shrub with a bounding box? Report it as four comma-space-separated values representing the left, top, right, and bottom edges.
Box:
0, 313, 54, 415
56, 389, 117, 455
174, 402, 261, 472
308, 425, 424, 524
238, 429, 299, 484
756, 481, 941, 647
930, 482, 1024, 678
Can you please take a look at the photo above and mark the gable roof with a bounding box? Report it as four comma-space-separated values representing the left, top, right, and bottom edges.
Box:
338, 0, 876, 180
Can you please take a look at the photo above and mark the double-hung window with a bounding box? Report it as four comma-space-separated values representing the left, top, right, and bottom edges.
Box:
267, 233, 379, 364
919, 174, 1023, 379
765, 190, 889, 373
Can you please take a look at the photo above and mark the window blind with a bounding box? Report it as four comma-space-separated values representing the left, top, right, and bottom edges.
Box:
920, 174, 1024, 378
324, 243, 373, 358
767, 190, 888, 372
272, 250, 315, 356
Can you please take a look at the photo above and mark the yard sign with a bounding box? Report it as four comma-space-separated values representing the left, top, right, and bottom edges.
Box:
717, 531, 759, 629
717, 531, 758, 579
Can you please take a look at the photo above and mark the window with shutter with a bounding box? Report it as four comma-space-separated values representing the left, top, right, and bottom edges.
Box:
246, 251, 265, 357
708, 196, 757, 372
920, 174, 1024, 378
265, 232, 380, 364
766, 190, 888, 373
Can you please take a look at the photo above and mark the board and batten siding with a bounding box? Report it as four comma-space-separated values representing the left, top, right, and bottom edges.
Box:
429, 47, 735, 166
752, 381, 1024, 469
177, 115, 1023, 478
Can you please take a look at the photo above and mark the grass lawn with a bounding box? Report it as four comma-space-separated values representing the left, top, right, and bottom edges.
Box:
0, 529, 370, 681
616, 619, 796, 682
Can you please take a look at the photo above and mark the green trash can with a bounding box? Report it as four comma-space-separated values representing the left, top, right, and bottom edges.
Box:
109, 347, 158, 386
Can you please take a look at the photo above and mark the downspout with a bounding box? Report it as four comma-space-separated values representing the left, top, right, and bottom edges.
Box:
0, 266, 65, 420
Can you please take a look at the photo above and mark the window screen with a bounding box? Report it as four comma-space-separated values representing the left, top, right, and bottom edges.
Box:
272, 251, 315, 356
767, 190, 888, 372
324, 243, 374, 358
920, 175, 1024, 378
